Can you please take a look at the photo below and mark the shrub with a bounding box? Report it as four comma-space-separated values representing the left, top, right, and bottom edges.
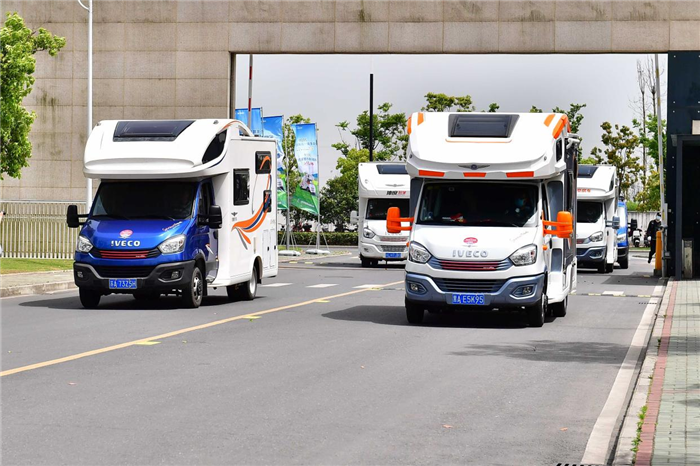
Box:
277, 231, 358, 246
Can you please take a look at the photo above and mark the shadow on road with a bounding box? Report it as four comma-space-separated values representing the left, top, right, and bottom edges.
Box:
448, 339, 634, 364
309, 262, 406, 270
18, 294, 257, 311
323, 305, 548, 329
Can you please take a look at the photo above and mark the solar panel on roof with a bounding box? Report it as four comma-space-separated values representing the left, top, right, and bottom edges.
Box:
113, 120, 195, 141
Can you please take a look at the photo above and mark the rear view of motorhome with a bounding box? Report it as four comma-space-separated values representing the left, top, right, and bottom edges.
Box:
351, 162, 410, 267
67, 119, 278, 309
575, 165, 620, 273
387, 112, 579, 327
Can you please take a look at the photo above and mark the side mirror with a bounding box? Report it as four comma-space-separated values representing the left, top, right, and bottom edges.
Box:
208, 205, 222, 229
386, 206, 414, 234
349, 210, 359, 225
543, 211, 574, 239
67, 205, 80, 228
607, 216, 620, 230
630, 219, 638, 230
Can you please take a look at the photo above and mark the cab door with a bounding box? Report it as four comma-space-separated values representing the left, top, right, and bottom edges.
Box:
196, 182, 218, 283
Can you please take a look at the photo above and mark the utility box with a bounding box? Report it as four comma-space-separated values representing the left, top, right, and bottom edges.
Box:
683, 239, 693, 279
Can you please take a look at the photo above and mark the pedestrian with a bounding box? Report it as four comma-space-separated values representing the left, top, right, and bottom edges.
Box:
646, 212, 662, 263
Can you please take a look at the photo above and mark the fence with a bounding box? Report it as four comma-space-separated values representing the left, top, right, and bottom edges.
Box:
628, 211, 658, 231
0, 200, 87, 259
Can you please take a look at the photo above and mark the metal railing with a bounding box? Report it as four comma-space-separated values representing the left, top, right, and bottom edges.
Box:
0, 200, 87, 259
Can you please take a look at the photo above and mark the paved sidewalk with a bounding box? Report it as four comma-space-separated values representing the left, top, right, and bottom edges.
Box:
0, 270, 75, 298
636, 279, 700, 466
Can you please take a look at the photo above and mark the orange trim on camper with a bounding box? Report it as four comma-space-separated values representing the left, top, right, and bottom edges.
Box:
552, 115, 569, 138
506, 171, 534, 178
407, 116, 412, 135
419, 170, 444, 177
463, 172, 487, 178
544, 114, 555, 126
417, 112, 425, 126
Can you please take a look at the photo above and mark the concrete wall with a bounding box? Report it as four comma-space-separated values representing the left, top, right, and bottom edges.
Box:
2, 0, 700, 201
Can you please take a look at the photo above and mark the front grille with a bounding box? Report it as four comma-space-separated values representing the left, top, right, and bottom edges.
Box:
432, 278, 506, 293
92, 248, 160, 259
379, 245, 407, 253
93, 265, 155, 278
429, 256, 511, 271
378, 236, 408, 243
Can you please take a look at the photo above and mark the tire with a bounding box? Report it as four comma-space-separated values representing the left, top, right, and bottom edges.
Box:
405, 299, 425, 325
619, 255, 629, 269
527, 296, 547, 327
360, 255, 370, 268
605, 262, 614, 273
551, 296, 567, 318
181, 266, 204, 308
597, 262, 606, 273
238, 264, 259, 301
79, 288, 101, 309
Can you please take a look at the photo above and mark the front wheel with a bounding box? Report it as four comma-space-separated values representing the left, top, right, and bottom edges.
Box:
79, 288, 101, 309
405, 299, 425, 325
605, 262, 614, 273
527, 296, 547, 327
619, 255, 629, 269
360, 255, 370, 268
551, 296, 567, 318
181, 266, 204, 308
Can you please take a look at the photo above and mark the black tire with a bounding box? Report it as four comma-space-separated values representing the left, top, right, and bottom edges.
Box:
181, 266, 204, 308
527, 296, 547, 327
79, 288, 101, 309
405, 299, 425, 324
226, 284, 237, 301
605, 262, 614, 273
360, 255, 370, 268
619, 255, 629, 269
551, 296, 567, 318
238, 264, 258, 301
597, 262, 606, 273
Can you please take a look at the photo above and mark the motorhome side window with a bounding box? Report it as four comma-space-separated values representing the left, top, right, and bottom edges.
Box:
256, 151, 272, 174
234, 170, 250, 205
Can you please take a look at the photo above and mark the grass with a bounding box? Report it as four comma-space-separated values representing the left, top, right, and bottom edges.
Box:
0, 258, 74, 275
631, 404, 648, 456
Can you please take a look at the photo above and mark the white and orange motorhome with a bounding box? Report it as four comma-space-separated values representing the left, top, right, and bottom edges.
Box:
387, 113, 579, 326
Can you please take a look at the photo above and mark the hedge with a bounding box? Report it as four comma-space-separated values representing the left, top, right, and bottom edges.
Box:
277, 231, 358, 246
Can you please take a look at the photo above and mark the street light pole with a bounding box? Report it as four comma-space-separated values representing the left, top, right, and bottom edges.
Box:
654, 54, 666, 277
78, 0, 93, 210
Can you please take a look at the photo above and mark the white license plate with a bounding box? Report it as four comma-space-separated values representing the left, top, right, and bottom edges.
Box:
109, 278, 137, 290
451, 293, 486, 305
385, 253, 401, 258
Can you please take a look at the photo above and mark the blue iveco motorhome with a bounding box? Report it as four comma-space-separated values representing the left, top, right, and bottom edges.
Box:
68, 119, 278, 309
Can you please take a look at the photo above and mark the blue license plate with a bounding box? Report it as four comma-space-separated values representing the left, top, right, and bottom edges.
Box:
451, 293, 486, 305
109, 278, 137, 290
385, 253, 401, 258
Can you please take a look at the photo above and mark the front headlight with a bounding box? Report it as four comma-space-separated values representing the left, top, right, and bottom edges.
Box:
617, 233, 626, 242
510, 244, 537, 266
158, 234, 186, 254
76, 235, 93, 253
408, 242, 431, 264
588, 231, 604, 243
362, 228, 375, 239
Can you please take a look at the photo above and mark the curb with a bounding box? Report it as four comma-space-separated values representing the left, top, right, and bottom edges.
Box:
0, 280, 76, 298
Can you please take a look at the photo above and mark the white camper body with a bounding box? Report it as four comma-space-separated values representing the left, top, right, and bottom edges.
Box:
72, 119, 277, 309
398, 112, 579, 326
575, 165, 620, 273
355, 162, 410, 266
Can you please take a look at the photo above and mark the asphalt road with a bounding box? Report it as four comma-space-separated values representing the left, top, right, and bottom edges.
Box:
1, 252, 661, 465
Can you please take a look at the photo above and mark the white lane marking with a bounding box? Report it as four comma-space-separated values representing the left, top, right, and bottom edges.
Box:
580, 281, 665, 464
306, 284, 338, 288
353, 284, 384, 289
602, 291, 625, 296
261, 283, 292, 288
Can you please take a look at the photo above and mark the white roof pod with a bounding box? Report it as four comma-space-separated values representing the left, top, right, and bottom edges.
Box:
358, 162, 410, 198
577, 165, 619, 200
83, 119, 266, 179
405, 112, 572, 180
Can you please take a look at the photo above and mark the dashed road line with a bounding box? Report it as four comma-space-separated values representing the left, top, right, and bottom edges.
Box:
353, 284, 385, 289
307, 284, 338, 288
261, 283, 293, 288
572, 292, 663, 298
603, 291, 625, 296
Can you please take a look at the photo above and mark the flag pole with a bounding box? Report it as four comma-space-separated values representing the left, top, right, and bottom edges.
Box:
247, 54, 253, 131
316, 123, 321, 251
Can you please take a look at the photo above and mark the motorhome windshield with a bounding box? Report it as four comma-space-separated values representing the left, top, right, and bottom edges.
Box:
578, 201, 603, 223
417, 182, 538, 227
92, 181, 198, 220
366, 198, 410, 220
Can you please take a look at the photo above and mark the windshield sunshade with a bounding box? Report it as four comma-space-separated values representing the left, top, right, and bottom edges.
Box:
418, 182, 538, 227
113, 120, 195, 141
577, 201, 603, 223
366, 198, 410, 220
448, 114, 518, 138
92, 181, 198, 220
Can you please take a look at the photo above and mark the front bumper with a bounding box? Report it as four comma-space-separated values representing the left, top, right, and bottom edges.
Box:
617, 246, 629, 259
576, 246, 607, 267
405, 272, 545, 309
74, 260, 195, 294
359, 242, 408, 260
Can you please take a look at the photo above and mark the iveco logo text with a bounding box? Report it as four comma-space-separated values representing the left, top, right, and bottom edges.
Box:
111, 240, 141, 247
453, 249, 488, 258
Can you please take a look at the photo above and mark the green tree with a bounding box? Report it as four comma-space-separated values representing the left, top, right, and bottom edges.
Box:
589, 122, 642, 199
422, 92, 475, 112
529, 105, 543, 113
332, 102, 407, 161
1, 13, 66, 179
486, 102, 499, 113
633, 114, 666, 211
320, 148, 369, 230
552, 103, 586, 135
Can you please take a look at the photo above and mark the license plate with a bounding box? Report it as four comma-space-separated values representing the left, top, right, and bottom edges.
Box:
109, 278, 137, 290
451, 293, 486, 305
385, 253, 401, 258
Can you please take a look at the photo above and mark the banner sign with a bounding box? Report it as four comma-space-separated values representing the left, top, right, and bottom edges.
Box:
262, 115, 287, 210
235, 107, 263, 136
291, 123, 319, 215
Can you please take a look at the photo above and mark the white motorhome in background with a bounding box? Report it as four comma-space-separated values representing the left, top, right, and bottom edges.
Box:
67, 119, 278, 309
388, 112, 579, 327
575, 165, 620, 273
351, 162, 410, 267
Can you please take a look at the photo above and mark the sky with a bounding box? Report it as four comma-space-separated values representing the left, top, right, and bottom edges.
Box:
236, 53, 667, 186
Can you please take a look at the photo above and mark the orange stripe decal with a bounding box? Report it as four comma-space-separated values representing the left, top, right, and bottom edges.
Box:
258, 155, 271, 171
506, 171, 534, 178
417, 112, 424, 126
552, 115, 569, 138
407, 116, 412, 135
544, 114, 555, 126
418, 170, 444, 177
463, 172, 486, 178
